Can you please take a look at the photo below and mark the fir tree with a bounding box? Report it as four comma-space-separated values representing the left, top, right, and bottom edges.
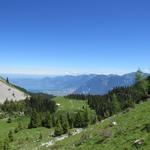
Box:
54, 120, 64, 136
135, 70, 143, 83
62, 119, 69, 134
111, 94, 121, 114
125, 98, 135, 108
51, 114, 56, 127
43, 113, 52, 128
6, 77, 9, 84
83, 108, 90, 127
74, 112, 82, 128
135, 70, 149, 96
67, 113, 74, 129
28, 109, 41, 128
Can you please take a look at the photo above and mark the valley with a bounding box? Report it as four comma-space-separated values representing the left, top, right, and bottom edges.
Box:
0, 96, 90, 150
0, 72, 150, 150
1, 97, 150, 150
0, 0, 149, 149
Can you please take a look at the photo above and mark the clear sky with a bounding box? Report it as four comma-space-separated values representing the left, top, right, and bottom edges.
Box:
0, 0, 150, 75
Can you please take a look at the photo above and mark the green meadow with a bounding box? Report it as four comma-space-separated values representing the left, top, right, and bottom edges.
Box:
0, 97, 150, 150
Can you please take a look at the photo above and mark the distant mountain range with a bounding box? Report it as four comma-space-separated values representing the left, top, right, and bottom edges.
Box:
2, 72, 148, 96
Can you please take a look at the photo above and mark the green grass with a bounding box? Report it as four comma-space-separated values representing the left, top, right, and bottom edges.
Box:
0, 97, 89, 149
1, 97, 150, 150
0, 117, 29, 140
53, 97, 88, 112
50, 100, 150, 150
0, 116, 53, 150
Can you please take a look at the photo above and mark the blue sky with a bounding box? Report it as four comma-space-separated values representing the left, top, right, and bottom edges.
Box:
0, 0, 150, 75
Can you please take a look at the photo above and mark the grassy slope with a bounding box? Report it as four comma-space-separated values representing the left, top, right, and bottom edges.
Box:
1, 97, 150, 150
0, 97, 88, 150
51, 100, 150, 150
0, 117, 53, 150
53, 97, 88, 112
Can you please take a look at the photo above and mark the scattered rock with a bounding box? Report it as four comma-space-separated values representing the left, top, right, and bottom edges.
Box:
56, 103, 61, 106
40, 128, 84, 147
109, 121, 118, 127
100, 129, 112, 138
134, 138, 144, 148
112, 122, 117, 126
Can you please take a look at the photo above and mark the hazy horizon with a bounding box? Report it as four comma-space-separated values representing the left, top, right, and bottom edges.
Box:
0, 69, 149, 78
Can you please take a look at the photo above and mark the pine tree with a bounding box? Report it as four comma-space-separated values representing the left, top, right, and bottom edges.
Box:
6, 77, 9, 84
28, 109, 41, 128
51, 114, 56, 127
67, 113, 74, 129
83, 108, 90, 127
62, 119, 69, 134
43, 113, 52, 128
135, 70, 149, 96
74, 112, 82, 128
135, 70, 143, 83
59, 114, 64, 125
125, 98, 135, 108
54, 120, 64, 136
111, 94, 121, 114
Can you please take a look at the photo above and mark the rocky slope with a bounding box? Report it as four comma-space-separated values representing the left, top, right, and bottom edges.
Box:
0, 77, 28, 103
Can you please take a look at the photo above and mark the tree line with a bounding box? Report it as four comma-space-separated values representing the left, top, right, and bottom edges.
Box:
0, 93, 56, 116
28, 107, 97, 136
0, 92, 97, 137
66, 71, 150, 120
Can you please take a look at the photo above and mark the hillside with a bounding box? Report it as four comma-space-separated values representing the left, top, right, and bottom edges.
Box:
0, 97, 90, 150
0, 73, 149, 150
0, 97, 147, 150
0, 97, 150, 149
0, 77, 28, 103
50, 99, 150, 150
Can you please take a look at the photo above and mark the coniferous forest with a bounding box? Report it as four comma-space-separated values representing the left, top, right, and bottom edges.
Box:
67, 72, 150, 120
0, 93, 97, 139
